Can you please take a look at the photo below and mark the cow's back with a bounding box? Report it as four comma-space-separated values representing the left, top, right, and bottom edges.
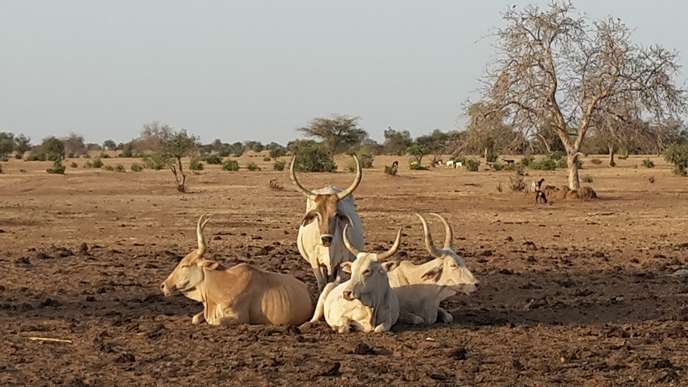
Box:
249, 268, 313, 325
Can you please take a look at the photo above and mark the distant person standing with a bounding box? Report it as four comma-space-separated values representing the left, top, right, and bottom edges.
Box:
535, 178, 547, 205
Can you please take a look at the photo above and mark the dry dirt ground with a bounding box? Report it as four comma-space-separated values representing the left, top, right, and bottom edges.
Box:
1, 154, 688, 386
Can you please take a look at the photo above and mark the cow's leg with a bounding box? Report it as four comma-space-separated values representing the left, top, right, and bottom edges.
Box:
306, 282, 336, 324
398, 311, 425, 325
373, 321, 393, 333
312, 264, 326, 293
438, 308, 454, 323
191, 311, 205, 325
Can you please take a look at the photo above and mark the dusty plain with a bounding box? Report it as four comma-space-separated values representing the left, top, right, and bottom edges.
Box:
1, 154, 687, 386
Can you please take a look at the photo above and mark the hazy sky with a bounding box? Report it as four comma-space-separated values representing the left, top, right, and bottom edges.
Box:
1, 1, 686, 145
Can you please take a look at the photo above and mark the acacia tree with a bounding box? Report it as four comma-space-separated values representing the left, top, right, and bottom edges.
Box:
14, 134, 31, 158
298, 115, 367, 154
481, 2, 685, 189
159, 129, 199, 193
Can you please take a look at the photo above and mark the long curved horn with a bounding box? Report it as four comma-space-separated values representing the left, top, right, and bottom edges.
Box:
342, 224, 360, 257
377, 228, 402, 261
416, 213, 443, 257
289, 156, 317, 200
336, 154, 362, 200
431, 213, 453, 249
196, 214, 211, 255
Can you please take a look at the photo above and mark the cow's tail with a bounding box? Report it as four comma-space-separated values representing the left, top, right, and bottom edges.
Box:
310, 282, 336, 322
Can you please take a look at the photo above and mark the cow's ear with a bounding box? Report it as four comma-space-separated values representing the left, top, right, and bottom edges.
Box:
199, 260, 220, 270
381, 261, 400, 272
340, 261, 352, 274
421, 266, 443, 281
302, 210, 319, 226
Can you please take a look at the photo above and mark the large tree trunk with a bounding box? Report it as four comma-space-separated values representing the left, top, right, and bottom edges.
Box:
567, 153, 581, 190
608, 144, 616, 167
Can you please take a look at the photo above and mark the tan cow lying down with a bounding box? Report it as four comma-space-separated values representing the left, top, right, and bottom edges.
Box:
309, 225, 401, 333
160, 215, 313, 326
387, 213, 479, 325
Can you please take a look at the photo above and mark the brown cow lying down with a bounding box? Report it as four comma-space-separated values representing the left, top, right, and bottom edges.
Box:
161, 215, 313, 326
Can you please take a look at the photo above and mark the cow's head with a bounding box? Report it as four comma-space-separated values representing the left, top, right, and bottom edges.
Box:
340, 224, 401, 304
416, 213, 478, 295
290, 154, 362, 247
160, 214, 219, 296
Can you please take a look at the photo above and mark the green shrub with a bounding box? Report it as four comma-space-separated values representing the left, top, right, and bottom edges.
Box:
555, 158, 568, 169
550, 151, 565, 161
519, 156, 533, 167
582, 175, 594, 183
103, 165, 114, 171
143, 154, 166, 170
70, 161, 78, 168
263, 157, 271, 162
190, 157, 204, 171
292, 143, 336, 172
130, 163, 144, 172
529, 157, 558, 171
82, 153, 91, 159
358, 151, 375, 169
204, 153, 222, 165
492, 161, 504, 171
590, 158, 602, 165
92, 158, 104, 169
485, 150, 498, 163
464, 158, 480, 172
115, 164, 126, 172
99, 152, 110, 159
46, 161, 65, 174
664, 144, 688, 176
84, 161, 93, 168
223, 159, 240, 171
642, 159, 655, 168
247, 162, 261, 171
273, 160, 286, 171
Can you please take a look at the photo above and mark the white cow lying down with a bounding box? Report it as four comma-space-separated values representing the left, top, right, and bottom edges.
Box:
387, 213, 479, 325
309, 225, 401, 333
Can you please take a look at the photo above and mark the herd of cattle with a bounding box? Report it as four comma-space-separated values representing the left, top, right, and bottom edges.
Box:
160, 155, 479, 333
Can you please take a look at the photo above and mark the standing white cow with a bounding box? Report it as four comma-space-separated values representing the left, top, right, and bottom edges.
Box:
309, 225, 401, 333
386, 213, 479, 325
290, 154, 364, 293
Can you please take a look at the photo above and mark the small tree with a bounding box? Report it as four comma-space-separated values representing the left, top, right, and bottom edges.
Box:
0, 132, 15, 159
292, 141, 337, 172
664, 144, 688, 176
103, 139, 117, 150
267, 142, 287, 159
62, 133, 87, 157
298, 115, 367, 154
14, 134, 31, 158
407, 143, 429, 169
383, 127, 413, 155
159, 129, 199, 192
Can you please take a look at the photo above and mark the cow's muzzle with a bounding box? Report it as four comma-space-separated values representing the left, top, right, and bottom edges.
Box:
160, 282, 172, 297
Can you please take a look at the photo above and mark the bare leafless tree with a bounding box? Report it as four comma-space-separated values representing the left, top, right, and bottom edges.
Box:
481, 1, 686, 189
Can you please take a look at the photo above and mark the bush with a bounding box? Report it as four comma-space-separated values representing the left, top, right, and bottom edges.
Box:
143, 153, 166, 170
529, 157, 557, 171
103, 165, 114, 171
223, 159, 240, 171
131, 163, 144, 172
556, 158, 568, 169
665, 144, 688, 176
485, 150, 498, 163
84, 161, 93, 168
263, 157, 271, 162
358, 151, 375, 169
464, 158, 480, 172
99, 152, 110, 159
247, 162, 261, 171
204, 153, 222, 165
292, 143, 336, 172
70, 161, 78, 168
582, 175, 594, 183
190, 157, 204, 171
0, 155, 8, 162
642, 159, 655, 168
46, 161, 65, 174
273, 160, 286, 171
550, 151, 565, 161
115, 164, 126, 172
82, 153, 91, 159
590, 158, 602, 165
508, 168, 526, 191
92, 158, 104, 169
492, 160, 505, 171
519, 156, 534, 167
